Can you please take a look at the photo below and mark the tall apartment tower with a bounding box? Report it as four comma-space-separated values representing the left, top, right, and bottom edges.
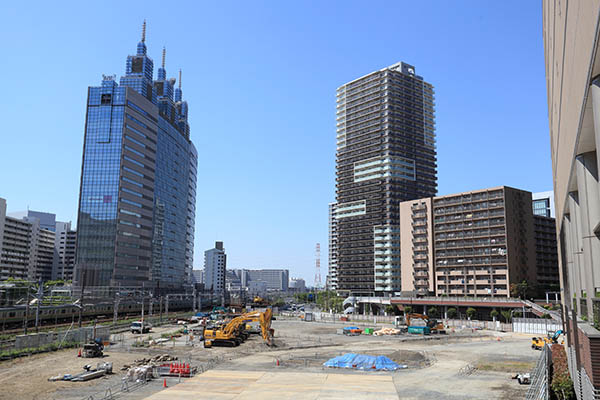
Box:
204, 241, 226, 293
335, 62, 437, 296
328, 202, 338, 290
74, 23, 197, 290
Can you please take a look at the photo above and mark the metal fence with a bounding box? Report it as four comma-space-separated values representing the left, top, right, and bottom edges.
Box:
513, 318, 562, 335
526, 345, 551, 400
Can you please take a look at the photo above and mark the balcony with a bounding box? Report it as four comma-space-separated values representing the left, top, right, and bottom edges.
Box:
414, 271, 428, 278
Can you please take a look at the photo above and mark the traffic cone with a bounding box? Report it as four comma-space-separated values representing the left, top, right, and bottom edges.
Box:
77, 349, 81, 357
163, 378, 167, 388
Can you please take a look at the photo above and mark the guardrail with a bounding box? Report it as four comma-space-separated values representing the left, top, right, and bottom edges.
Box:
526, 345, 551, 400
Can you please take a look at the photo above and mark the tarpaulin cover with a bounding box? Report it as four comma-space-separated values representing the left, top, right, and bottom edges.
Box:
342, 326, 360, 330
323, 353, 406, 371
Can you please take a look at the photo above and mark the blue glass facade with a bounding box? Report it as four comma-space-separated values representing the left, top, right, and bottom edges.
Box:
75, 26, 197, 290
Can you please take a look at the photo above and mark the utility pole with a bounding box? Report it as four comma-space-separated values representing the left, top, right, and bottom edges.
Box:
35, 278, 43, 333
159, 295, 163, 323
193, 286, 197, 313
23, 285, 30, 335
141, 293, 145, 323
165, 295, 169, 321
113, 293, 120, 325
78, 271, 86, 328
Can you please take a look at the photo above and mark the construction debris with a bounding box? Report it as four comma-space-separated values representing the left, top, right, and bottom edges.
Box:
373, 327, 402, 336
126, 365, 153, 382
48, 362, 113, 382
121, 354, 179, 370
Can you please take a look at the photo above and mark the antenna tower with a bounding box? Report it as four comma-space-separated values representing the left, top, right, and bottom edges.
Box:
314, 243, 322, 289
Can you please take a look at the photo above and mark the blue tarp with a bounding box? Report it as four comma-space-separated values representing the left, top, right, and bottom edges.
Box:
342, 326, 360, 330
323, 353, 406, 371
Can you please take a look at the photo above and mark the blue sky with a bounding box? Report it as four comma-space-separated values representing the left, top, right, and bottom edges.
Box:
0, 1, 549, 284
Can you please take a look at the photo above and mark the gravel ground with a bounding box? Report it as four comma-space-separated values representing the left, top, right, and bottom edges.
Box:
0, 319, 540, 400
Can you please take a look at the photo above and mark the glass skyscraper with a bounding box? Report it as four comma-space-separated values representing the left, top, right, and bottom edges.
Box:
75, 23, 197, 290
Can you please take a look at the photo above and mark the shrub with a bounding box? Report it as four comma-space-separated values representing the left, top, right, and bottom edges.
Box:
447, 308, 457, 319
490, 309, 499, 320
403, 306, 412, 314
428, 306, 438, 317
550, 344, 575, 400
466, 307, 476, 320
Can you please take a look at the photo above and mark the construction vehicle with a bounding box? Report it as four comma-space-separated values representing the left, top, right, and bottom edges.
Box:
204, 309, 274, 348
406, 313, 446, 334
82, 340, 104, 358
130, 320, 151, 334
531, 330, 564, 350
251, 296, 269, 307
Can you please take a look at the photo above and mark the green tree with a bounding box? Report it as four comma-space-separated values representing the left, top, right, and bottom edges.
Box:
403, 306, 412, 314
490, 309, 499, 320
501, 310, 512, 323
510, 280, 535, 299
466, 307, 476, 320
428, 306, 438, 317
447, 307, 457, 319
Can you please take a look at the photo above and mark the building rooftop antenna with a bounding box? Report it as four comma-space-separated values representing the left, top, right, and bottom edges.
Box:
178, 69, 182, 89
141, 19, 146, 43
162, 47, 166, 69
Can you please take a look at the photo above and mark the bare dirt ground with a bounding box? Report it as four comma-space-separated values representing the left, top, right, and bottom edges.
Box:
0, 318, 539, 400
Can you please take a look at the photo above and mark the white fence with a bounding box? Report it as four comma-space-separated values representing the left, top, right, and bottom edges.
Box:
513, 318, 561, 334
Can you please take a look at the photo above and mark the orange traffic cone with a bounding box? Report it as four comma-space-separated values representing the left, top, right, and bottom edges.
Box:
163, 378, 167, 388
77, 349, 82, 357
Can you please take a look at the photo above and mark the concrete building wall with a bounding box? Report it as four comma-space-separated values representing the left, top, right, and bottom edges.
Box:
544, 2, 600, 396
204, 242, 226, 293
399, 198, 434, 295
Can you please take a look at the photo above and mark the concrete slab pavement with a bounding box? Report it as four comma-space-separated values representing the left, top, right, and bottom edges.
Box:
144, 369, 398, 400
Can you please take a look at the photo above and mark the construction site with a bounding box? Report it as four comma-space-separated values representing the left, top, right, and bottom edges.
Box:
0, 309, 544, 400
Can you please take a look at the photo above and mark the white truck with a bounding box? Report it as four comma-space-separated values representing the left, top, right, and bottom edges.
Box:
130, 321, 151, 334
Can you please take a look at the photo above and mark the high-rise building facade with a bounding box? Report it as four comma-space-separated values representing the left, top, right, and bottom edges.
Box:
399, 187, 539, 297
328, 202, 338, 290
533, 214, 559, 294
335, 62, 437, 296
54, 222, 76, 281
0, 198, 64, 282
532, 191, 555, 218
544, 2, 600, 396
74, 23, 197, 290
204, 241, 226, 293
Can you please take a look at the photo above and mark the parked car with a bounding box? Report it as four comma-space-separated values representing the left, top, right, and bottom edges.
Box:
130, 321, 151, 334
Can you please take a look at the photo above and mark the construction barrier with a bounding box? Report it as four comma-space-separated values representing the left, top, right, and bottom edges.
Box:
14, 326, 110, 349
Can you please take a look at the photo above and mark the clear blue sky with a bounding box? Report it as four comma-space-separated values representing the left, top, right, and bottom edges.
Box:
0, 1, 549, 285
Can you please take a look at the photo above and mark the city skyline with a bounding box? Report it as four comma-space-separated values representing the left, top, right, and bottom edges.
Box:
0, 2, 550, 285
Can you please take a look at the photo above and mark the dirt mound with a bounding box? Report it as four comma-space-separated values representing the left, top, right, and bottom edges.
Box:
387, 349, 429, 368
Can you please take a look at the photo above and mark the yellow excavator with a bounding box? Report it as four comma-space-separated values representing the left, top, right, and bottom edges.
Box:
204, 309, 274, 348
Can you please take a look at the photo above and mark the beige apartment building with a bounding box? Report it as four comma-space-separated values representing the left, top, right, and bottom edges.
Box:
544, 1, 600, 397
399, 186, 537, 298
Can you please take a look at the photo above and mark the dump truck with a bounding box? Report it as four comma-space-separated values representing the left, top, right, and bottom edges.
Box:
204, 309, 274, 348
